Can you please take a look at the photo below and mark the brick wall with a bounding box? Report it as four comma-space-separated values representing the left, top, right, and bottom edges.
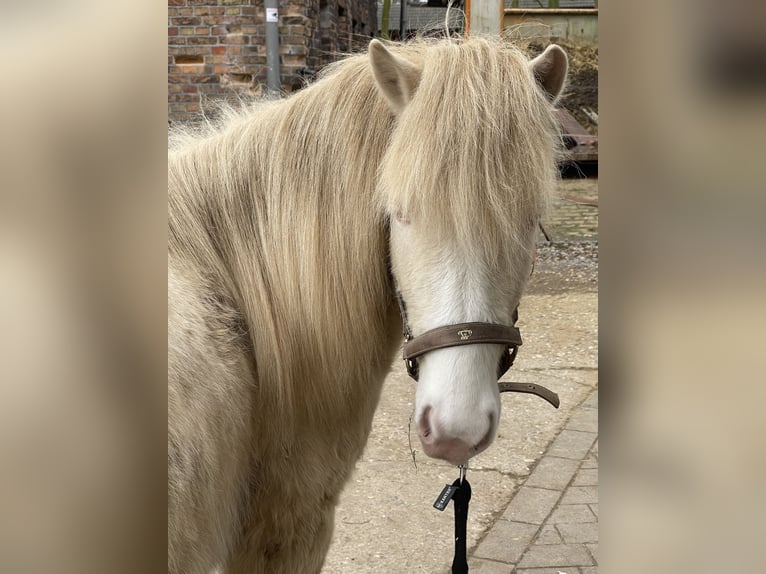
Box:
168, 0, 378, 123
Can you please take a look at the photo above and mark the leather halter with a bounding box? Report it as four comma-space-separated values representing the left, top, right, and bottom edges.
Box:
399, 298, 522, 382
395, 291, 559, 409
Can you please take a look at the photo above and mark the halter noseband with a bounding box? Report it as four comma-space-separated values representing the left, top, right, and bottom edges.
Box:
395, 291, 558, 408
398, 292, 521, 382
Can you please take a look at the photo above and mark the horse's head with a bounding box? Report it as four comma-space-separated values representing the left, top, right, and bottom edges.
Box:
370, 39, 567, 465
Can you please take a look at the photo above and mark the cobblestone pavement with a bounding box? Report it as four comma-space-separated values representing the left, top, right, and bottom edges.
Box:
468, 390, 598, 573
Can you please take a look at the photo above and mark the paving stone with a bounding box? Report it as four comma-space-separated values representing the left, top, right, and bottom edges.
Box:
589, 504, 598, 518
565, 409, 598, 433
572, 468, 598, 486
580, 568, 598, 574
525, 457, 580, 491
548, 504, 596, 524
556, 523, 598, 544
501, 487, 561, 525
580, 457, 598, 469
545, 430, 597, 460
560, 486, 597, 505
474, 521, 538, 564
535, 525, 563, 545
467, 557, 515, 573
518, 544, 594, 568
586, 543, 597, 563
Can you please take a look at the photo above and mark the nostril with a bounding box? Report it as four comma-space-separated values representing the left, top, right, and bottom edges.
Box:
418, 406, 432, 439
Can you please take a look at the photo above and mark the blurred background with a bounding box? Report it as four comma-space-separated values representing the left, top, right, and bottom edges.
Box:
1, 1, 764, 572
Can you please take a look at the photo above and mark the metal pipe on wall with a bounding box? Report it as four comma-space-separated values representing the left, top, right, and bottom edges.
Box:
264, 0, 281, 96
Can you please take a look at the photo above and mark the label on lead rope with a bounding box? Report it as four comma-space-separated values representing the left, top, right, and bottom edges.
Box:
433, 484, 459, 511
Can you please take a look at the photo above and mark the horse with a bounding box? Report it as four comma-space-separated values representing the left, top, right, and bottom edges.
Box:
168, 36, 567, 574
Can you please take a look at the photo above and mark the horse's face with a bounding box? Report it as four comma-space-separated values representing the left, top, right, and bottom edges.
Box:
390, 219, 532, 465
370, 40, 567, 465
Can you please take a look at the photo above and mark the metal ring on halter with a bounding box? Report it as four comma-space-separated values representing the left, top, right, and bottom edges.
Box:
458, 464, 466, 485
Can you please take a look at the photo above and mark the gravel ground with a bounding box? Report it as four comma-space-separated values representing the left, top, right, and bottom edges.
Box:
530, 241, 599, 295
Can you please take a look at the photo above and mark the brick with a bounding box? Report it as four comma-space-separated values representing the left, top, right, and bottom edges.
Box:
548, 504, 596, 524
279, 45, 306, 56
168, 74, 190, 84
180, 28, 195, 36
220, 35, 246, 44
556, 523, 598, 544
502, 487, 560, 525
525, 457, 579, 491
173, 17, 200, 26
474, 521, 537, 564
211, 46, 226, 55
518, 544, 593, 568
225, 7, 241, 15
168, 27, 179, 36
283, 16, 306, 25
188, 74, 218, 83
546, 430, 597, 460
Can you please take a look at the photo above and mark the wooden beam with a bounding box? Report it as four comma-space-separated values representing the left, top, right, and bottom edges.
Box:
465, 0, 503, 37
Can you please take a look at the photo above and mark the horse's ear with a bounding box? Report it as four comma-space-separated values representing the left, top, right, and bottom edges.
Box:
530, 44, 568, 103
369, 39, 422, 113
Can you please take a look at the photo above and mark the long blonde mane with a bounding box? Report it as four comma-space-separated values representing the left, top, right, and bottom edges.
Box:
168, 37, 560, 424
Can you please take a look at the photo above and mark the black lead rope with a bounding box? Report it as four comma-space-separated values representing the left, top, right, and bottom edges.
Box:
433, 466, 472, 574
450, 477, 471, 574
